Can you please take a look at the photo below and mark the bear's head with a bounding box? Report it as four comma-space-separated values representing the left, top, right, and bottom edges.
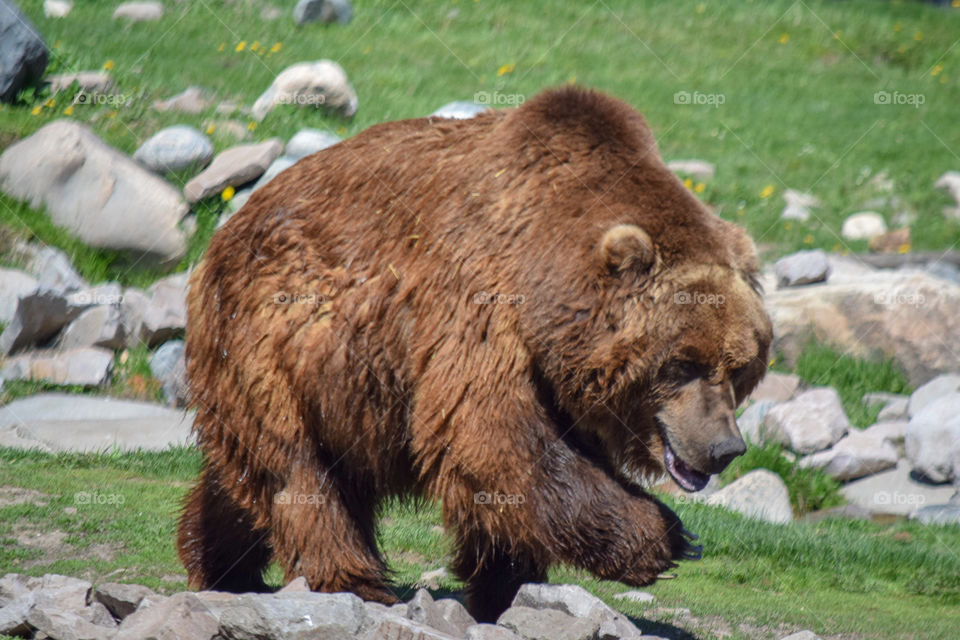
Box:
506, 88, 773, 493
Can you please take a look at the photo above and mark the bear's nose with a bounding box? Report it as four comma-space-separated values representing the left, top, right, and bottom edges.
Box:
708, 436, 746, 473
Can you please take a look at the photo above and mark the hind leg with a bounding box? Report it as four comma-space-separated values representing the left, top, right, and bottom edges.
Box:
270, 459, 397, 603
177, 466, 273, 592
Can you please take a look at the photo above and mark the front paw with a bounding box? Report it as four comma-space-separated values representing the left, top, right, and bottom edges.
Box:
620, 500, 701, 585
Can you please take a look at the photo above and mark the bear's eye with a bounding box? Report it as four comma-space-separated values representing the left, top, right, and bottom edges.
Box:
665, 360, 704, 385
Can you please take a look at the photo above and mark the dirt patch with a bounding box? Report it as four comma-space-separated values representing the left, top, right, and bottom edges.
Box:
12, 522, 120, 569
0, 486, 51, 507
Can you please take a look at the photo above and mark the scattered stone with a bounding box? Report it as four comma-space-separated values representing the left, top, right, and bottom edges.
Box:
0, 120, 189, 263
779, 632, 822, 640
781, 189, 818, 222
277, 576, 310, 593
184, 138, 283, 202
150, 339, 188, 406
205, 119, 251, 141
910, 503, 960, 526
737, 400, 776, 445
134, 125, 214, 174
430, 101, 488, 120
907, 374, 960, 418
612, 590, 655, 604
116, 592, 218, 640
43, 0, 73, 18
466, 624, 523, 640
59, 304, 126, 350
293, 0, 353, 25
0, 0, 49, 103
862, 420, 908, 446
750, 371, 800, 404
138, 271, 188, 346
251, 60, 357, 121
47, 70, 114, 96
764, 387, 850, 454
868, 227, 911, 254
666, 159, 716, 181
406, 589, 476, 637
112, 1, 163, 22
0, 267, 39, 324
0, 393, 194, 451
872, 395, 909, 422
251, 155, 296, 192
18, 244, 87, 293
510, 583, 640, 638
93, 582, 157, 620
417, 567, 448, 590
905, 392, 960, 483
800, 429, 898, 481
0, 346, 114, 386
707, 469, 793, 523
775, 250, 830, 287
0, 290, 82, 355
27, 605, 116, 640
841, 459, 956, 516
497, 606, 600, 640
841, 211, 887, 241
285, 128, 341, 159
0, 573, 42, 604
153, 86, 212, 114
217, 591, 368, 640
0, 593, 33, 636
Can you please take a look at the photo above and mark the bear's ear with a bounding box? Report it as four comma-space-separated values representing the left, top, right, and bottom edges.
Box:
598, 224, 655, 275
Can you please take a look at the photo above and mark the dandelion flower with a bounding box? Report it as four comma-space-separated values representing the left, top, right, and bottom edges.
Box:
103, 59, 115, 70
497, 63, 515, 76
222, 186, 236, 201
247, 121, 257, 131
251, 41, 261, 52
914, 31, 923, 42
760, 185, 775, 198
236, 40, 247, 52
64, 105, 74, 115
898, 243, 911, 254
205, 124, 216, 135
778, 33, 789, 44
270, 42, 282, 53
44, 98, 56, 108
683, 178, 693, 190
931, 64, 944, 76
694, 182, 705, 193
803, 234, 814, 244
31, 105, 42, 115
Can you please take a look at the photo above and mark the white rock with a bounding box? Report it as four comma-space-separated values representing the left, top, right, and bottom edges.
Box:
43, 0, 73, 18
737, 400, 776, 445
907, 374, 960, 418
59, 305, 126, 350
150, 339, 187, 406
934, 171, 960, 206
251, 156, 296, 192
251, 60, 357, 121
0, 268, 39, 324
0, 120, 189, 263
905, 392, 960, 483
184, 138, 283, 202
781, 189, 819, 222
285, 128, 341, 160
152, 86, 211, 114
0, 346, 113, 386
841, 459, 956, 516
774, 250, 830, 288
750, 371, 800, 404
666, 159, 716, 181
800, 430, 898, 481
46, 71, 114, 95
112, 1, 163, 22
841, 211, 887, 241
877, 397, 909, 422
707, 469, 793, 524
861, 421, 908, 446
133, 125, 214, 174
763, 388, 850, 454
18, 244, 87, 293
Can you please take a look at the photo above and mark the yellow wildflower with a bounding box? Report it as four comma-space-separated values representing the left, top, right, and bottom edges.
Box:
236, 40, 247, 52
247, 121, 258, 131
760, 185, 775, 198
251, 41, 260, 52
205, 124, 215, 135
103, 60, 115, 70
683, 178, 693, 190
64, 105, 74, 115
803, 234, 814, 244
31, 105, 42, 115
931, 64, 944, 77
778, 33, 790, 44
270, 42, 282, 53
222, 186, 236, 201
694, 182, 705, 193
914, 31, 923, 42
898, 243, 911, 254
497, 63, 515, 76
217, 42, 226, 52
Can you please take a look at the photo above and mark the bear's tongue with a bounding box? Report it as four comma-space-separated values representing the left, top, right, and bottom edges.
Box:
663, 442, 710, 492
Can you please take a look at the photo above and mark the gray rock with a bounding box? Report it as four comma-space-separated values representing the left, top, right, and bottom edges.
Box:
0, 392, 194, 452
34, 574, 93, 611
861, 421, 908, 446
363, 610, 460, 640
737, 400, 776, 445
466, 624, 523, 639
934, 171, 960, 207
750, 372, 800, 404
218, 591, 368, 640
140, 272, 188, 346
496, 606, 599, 640
251, 61, 357, 121
153, 86, 212, 114
862, 391, 903, 408
60, 305, 126, 350
406, 589, 475, 637
47, 70, 114, 96
612, 590, 655, 604
116, 592, 218, 640
0, 267, 39, 324
800, 430, 898, 481
841, 211, 886, 241
0, 120, 189, 263
94, 582, 157, 620
293, 0, 352, 25
150, 339, 188, 406
764, 388, 850, 454
0, 573, 42, 605
775, 250, 830, 288
27, 605, 116, 640
907, 374, 960, 418
780, 189, 818, 222
0, 0, 48, 103
285, 128, 341, 160
112, 1, 163, 22
0, 290, 84, 354
910, 503, 960, 526
877, 397, 909, 422
430, 101, 487, 120
416, 567, 448, 590
251, 155, 296, 192
0, 346, 114, 386
841, 459, 956, 516
779, 632, 822, 640
20, 244, 87, 293
43, 0, 73, 18
277, 576, 309, 593
906, 393, 960, 483
0, 593, 33, 636
134, 125, 214, 174
666, 159, 716, 181
184, 139, 283, 202
510, 583, 640, 639
707, 469, 793, 524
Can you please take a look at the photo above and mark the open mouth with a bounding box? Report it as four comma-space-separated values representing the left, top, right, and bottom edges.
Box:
663, 439, 710, 492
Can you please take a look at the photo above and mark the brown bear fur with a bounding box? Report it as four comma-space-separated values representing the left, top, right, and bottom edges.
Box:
178, 86, 772, 622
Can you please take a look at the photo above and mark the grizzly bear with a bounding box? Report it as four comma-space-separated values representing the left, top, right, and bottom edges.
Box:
178, 86, 772, 622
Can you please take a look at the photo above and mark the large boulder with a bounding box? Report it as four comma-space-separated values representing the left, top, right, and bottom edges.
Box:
707, 469, 793, 524
0, 346, 114, 386
0, 0, 49, 103
251, 60, 357, 121
0, 267, 39, 324
0, 120, 189, 263
800, 429, 899, 481
762, 387, 850, 454
905, 392, 960, 484
763, 258, 960, 385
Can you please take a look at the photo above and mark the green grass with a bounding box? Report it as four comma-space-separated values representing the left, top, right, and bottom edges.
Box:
720, 441, 845, 517
787, 342, 913, 428
1, 447, 958, 639
2, 0, 960, 285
